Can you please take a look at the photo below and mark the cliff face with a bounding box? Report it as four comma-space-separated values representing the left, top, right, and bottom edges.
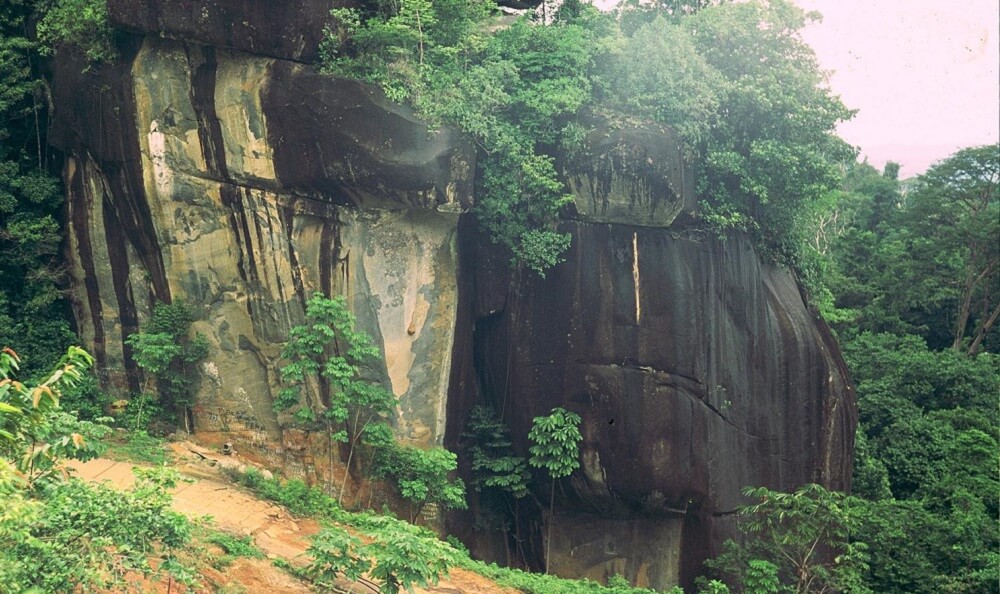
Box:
50, 2, 855, 591
52, 17, 473, 475
447, 220, 854, 588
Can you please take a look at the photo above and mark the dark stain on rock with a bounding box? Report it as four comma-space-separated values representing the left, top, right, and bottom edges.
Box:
49, 44, 170, 304
187, 45, 229, 181
261, 62, 474, 211
102, 193, 142, 394
319, 219, 337, 298
66, 160, 107, 371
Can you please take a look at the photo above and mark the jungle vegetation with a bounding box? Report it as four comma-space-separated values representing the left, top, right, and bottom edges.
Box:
0, 0, 996, 592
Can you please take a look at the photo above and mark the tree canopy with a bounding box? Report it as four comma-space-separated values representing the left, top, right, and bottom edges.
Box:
320, 0, 854, 272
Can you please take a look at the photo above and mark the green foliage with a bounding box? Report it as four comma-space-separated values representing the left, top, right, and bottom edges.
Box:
320, 1, 587, 273
707, 484, 870, 594
36, 0, 116, 63
896, 144, 999, 353
528, 406, 582, 574
1, 0, 113, 376
0, 465, 193, 592
463, 405, 531, 498
853, 495, 998, 594
804, 146, 999, 592
461, 556, 660, 594
813, 147, 999, 351
0, 346, 110, 485
55, 373, 113, 422
103, 429, 170, 465
0, 348, 192, 592
843, 332, 999, 433
126, 301, 209, 431
0, 124, 74, 377
206, 530, 265, 569
743, 560, 779, 594
234, 458, 654, 594
278, 293, 397, 502
304, 525, 366, 586
678, 1, 855, 260
605, 16, 721, 144
528, 406, 582, 480
308, 518, 458, 594
232, 467, 343, 519
371, 441, 468, 521
321, 0, 854, 272
693, 580, 730, 594
365, 517, 458, 594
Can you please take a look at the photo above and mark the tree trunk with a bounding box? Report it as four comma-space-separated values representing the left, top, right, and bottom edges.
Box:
545, 478, 554, 574
969, 301, 1000, 354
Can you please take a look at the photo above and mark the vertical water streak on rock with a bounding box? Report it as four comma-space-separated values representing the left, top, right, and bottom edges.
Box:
187, 45, 228, 180
632, 231, 641, 325
103, 189, 142, 394
318, 219, 336, 298
66, 158, 107, 371
185, 43, 258, 314
110, 121, 169, 306
279, 201, 307, 308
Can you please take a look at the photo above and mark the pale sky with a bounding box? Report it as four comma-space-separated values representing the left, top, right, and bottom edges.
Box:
793, 0, 1000, 178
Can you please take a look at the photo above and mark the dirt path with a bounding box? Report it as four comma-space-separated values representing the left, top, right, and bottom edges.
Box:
68, 445, 516, 594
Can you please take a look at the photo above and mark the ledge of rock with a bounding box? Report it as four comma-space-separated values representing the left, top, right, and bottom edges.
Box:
563, 123, 697, 227
106, 0, 353, 62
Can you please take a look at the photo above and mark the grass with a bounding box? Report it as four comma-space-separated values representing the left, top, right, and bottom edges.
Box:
204, 529, 265, 570
102, 429, 171, 465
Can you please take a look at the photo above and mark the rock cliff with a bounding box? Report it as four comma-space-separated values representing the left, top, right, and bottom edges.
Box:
52, 24, 473, 477
50, 2, 855, 591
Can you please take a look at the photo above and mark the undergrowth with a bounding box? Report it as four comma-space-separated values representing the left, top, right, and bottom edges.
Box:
229, 467, 665, 594
101, 429, 171, 465
204, 529, 265, 569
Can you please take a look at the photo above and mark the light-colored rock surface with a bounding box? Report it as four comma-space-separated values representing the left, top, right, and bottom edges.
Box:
60, 36, 472, 471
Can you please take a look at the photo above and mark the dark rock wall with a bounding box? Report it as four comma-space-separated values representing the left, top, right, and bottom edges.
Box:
107, 0, 354, 63
446, 221, 856, 589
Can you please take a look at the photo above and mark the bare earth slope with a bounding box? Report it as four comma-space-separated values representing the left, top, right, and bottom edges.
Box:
69, 445, 516, 594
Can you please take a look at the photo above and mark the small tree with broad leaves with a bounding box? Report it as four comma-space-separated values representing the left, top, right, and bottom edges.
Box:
707, 483, 871, 594
528, 406, 582, 574
276, 294, 397, 503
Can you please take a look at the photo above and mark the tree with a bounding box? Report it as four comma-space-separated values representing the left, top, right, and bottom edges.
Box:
681, 0, 855, 261
126, 301, 209, 432
35, 0, 116, 64
817, 146, 1000, 351
371, 441, 468, 522
276, 293, 397, 502
607, 16, 722, 144
306, 516, 457, 594
528, 406, 582, 574
0, 1, 77, 377
707, 484, 870, 594
462, 405, 532, 564
465, 406, 531, 499
900, 145, 999, 353
0, 346, 109, 485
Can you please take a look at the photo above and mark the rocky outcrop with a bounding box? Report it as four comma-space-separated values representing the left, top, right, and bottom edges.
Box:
107, 0, 353, 63
53, 32, 473, 473
563, 123, 697, 227
446, 218, 854, 589
52, 3, 855, 591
